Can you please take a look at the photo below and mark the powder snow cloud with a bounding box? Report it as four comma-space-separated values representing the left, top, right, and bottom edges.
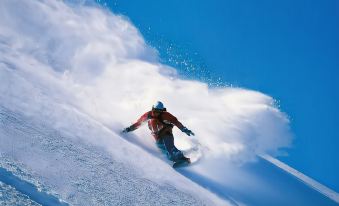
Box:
0, 0, 292, 165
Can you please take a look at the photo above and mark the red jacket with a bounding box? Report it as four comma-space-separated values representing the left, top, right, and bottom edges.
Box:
129, 110, 184, 141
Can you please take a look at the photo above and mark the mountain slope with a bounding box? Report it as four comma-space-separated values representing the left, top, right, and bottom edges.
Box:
0, 106, 227, 205
2, 1, 337, 206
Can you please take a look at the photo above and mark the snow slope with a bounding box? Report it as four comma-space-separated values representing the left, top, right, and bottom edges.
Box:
0, 106, 226, 205
1, 106, 338, 206
1, 0, 338, 205
0, 181, 41, 206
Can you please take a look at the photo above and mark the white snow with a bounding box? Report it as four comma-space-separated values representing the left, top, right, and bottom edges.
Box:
1, 0, 337, 205
0, 181, 41, 206
0, 106, 226, 205
0, 0, 292, 165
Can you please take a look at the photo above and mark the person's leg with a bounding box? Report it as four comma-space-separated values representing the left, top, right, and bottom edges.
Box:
156, 139, 167, 156
161, 135, 184, 161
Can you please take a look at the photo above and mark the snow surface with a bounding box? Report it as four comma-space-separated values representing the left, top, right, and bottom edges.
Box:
0, 0, 338, 205
0, 181, 41, 206
1, 106, 338, 206
262, 155, 339, 204
0, 106, 225, 205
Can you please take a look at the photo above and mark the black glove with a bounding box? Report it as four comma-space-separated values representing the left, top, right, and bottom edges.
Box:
122, 127, 132, 134
181, 127, 195, 136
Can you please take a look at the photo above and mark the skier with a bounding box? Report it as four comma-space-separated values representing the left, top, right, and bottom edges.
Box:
122, 101, 194, 166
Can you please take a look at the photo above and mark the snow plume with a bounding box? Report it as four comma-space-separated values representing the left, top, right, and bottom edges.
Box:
0, 0, 291, 163
0, 0, 292, 203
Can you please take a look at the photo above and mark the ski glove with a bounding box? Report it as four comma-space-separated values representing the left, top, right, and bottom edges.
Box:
181, 127, 195, 136
122, 127, 132, 133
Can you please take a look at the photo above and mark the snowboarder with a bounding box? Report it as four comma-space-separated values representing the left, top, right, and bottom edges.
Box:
122, 101, 194, 166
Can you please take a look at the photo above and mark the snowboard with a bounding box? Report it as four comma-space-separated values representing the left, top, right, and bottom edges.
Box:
172, 158, 191, 168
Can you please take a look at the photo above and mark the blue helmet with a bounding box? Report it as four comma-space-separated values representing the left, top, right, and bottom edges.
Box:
152, 101, 166, 111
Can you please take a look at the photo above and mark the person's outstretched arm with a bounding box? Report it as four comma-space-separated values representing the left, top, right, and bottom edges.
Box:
122, 112, 149, 133
166, 113, 195, 136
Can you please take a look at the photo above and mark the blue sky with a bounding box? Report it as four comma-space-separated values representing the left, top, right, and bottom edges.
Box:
99, 0, 339, 191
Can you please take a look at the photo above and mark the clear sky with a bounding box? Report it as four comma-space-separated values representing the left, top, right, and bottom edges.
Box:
98, 0, 339, 191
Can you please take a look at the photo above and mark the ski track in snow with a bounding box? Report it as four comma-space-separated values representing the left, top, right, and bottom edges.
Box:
0, 181, 41, 206
262, 155, 339, 204
0, 167, 67, 206
0, 106, 225, 206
